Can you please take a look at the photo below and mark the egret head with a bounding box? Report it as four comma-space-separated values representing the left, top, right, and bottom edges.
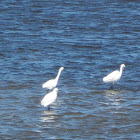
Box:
60, 67, 64, 71
54, 88, 58, 92
121, 64, 125, 68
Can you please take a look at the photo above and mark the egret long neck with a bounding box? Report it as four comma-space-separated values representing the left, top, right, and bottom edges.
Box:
55, 69, 62, 82
119, 66, 124, 76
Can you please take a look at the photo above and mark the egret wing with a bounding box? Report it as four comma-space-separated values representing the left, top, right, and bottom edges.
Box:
103, 70, 120, 83
41, 92, 57, 107
42, 79, 56, 89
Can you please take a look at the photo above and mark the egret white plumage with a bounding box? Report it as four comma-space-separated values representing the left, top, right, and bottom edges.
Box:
41, 88, 58, 109
42, 67, 64, 91
103, 64, 125, 89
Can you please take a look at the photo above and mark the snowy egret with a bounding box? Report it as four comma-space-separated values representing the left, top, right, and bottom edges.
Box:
42, 67, 64, 91
41, 88, 58, 109
103, 64, 125, 89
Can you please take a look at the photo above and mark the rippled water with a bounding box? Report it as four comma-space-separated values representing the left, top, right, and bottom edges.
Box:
0, 0, 140, 139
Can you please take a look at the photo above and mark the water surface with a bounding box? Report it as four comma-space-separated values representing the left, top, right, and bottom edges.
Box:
0, 0, 140, 139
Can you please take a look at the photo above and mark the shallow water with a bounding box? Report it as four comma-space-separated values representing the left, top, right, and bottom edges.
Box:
0, 0, 140, 139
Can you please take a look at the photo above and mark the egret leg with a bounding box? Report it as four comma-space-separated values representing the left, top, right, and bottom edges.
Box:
109, 85, 113, 90
48, 106, 50, 110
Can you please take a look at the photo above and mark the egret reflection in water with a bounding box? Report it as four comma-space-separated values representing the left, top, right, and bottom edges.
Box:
40, 110, 57, 123
104, 89, 125, 106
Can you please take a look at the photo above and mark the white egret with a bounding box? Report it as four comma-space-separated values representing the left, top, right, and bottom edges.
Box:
41, 88, 58, 109
42, 67, 64, 91
103, 64, 125, 89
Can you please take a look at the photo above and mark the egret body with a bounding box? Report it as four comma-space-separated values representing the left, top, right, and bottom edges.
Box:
103, 64, 125, 89
42, 67, 64, 91
41, 88, 58, 109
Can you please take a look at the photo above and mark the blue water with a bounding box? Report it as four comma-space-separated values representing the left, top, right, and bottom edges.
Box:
0, 0, 140, 139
